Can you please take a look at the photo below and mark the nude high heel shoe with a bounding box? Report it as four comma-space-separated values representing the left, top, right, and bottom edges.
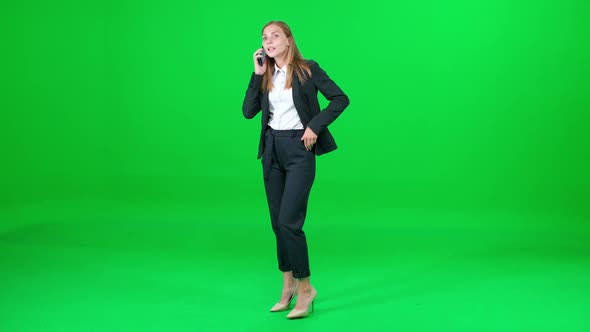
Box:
270, 282, 299, 312
286, 286, 317, 319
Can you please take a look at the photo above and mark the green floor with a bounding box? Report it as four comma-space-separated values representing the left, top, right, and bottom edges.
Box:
1, 203, 588, 332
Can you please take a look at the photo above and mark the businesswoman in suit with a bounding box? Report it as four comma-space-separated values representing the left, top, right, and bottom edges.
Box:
242, 21, 349, 319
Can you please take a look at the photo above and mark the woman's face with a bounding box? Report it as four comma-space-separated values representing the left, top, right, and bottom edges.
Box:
262, 24, 290, 61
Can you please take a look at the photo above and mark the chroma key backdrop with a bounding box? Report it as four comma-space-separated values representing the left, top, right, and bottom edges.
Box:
1, 1, 589, 331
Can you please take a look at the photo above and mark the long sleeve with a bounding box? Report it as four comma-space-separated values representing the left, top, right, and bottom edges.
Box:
242, 73, 264, 119
306, 61, 349, 135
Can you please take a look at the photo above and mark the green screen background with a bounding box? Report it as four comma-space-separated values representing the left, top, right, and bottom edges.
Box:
1, 0, 589, 331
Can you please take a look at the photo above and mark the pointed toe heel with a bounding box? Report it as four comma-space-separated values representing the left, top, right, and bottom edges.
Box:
287, 287, 317, 319
270, 283, 298, 312
270, 302, 290, 312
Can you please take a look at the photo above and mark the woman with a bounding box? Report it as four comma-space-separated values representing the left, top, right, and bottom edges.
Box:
242, 20, 349, 319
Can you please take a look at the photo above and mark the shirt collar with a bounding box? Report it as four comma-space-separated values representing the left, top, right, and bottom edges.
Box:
274, 63, 287, 75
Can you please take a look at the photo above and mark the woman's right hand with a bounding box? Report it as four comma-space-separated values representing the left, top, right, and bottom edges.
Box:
253, 48, 266, 75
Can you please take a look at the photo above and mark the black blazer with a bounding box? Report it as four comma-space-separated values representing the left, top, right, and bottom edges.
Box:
242, 60, 350, 159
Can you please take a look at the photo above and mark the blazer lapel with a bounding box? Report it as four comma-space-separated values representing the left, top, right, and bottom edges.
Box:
291, 73, 310, 125
261, 90, 270, 125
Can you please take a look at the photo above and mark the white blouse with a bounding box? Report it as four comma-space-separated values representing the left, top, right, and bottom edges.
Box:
267, 64, 304, 130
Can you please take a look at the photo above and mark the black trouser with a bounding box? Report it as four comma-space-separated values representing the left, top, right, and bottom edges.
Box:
262, 127, 316, 279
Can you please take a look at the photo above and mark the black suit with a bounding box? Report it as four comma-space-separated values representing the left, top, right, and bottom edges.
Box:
242, 60, 349, 278
243, 60, 350, 158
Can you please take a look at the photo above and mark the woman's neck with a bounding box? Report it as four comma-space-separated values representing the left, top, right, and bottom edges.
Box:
274, 54, 288, 69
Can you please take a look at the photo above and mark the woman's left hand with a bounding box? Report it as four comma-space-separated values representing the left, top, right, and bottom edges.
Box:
301, 127, 318, 151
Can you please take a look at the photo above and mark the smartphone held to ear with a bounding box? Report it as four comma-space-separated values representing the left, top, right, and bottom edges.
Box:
257, 47, 267, 66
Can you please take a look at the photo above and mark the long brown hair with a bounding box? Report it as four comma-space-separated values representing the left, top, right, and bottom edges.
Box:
261, 21, 311, 93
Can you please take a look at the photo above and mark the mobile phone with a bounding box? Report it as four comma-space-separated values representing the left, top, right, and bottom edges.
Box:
257, 46, 266, 66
